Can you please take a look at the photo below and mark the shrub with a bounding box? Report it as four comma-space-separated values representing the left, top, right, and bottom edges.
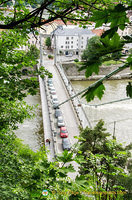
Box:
48, 55, 53, 59
74, 58, 79, 62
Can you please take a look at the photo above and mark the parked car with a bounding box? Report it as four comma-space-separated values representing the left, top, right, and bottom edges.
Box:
52, 99, 59, 105
51, 95, 59, 105
43, 51, 47, 55
50, 89, 56, 95
49, 86, 55, 90
57, 116, 65, 127
62, 138, 71, 151
47, 78, 52, 83
55, 108, 62, 118
48, 82, 54, 87
53, 103, 59, 109
60, 126, 68, 138
51, 94, 58, 100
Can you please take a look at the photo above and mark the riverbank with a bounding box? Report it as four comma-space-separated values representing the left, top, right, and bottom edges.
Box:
62, 63, 132, 80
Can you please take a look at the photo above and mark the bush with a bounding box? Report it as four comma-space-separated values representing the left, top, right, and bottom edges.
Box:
48, 55, 53, 59
74, 58, 79, 62
45, 37, 51, 49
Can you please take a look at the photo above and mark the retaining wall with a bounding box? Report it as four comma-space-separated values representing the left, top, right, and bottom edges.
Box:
62, 63, 132, 80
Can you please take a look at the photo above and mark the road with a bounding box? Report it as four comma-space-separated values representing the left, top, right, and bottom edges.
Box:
42, 56, 80, 178
43, 56, 80, 152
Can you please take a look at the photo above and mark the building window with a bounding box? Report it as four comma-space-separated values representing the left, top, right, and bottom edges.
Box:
71, 41, 73, 44
61, 46, 63, 48
66, 37, 69, 40
67, 46, 69, 48
82, 37, 83, 39
68, 41, 69, 44
71, 37, 73, 39
81, 46, 83, 48
65, 41, 67, 44
71, 46, 73, 48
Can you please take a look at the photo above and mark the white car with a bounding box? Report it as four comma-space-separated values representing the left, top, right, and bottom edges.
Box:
43, 51, 47, 55
50, 89, 56, 95
51, 95, 59, 107
52, 99, 59, 104
51, 94, 58, 100
57, 116, 65, 127
48, 83, 54, 88
49, 86, 55, 90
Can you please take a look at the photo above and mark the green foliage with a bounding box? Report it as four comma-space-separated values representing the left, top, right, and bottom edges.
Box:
80, 34, 124, 77
82, 82, 105, 102
27, 44, 40, 60
45, 37, 51, 49
48, 54, 53, 59
74, 58, 79, 62
103, 60, 122, 66
0, 1, 132, 199
111, 51, 122, 61
89, 4, 129, 36
126, 82, 132, 98
77, 120, 132, 198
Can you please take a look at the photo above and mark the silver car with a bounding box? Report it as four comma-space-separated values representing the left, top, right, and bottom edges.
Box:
62, 138, 71, 151
55, 109, 62, 118
57, 116, 65, 127
50, 88, 56, 95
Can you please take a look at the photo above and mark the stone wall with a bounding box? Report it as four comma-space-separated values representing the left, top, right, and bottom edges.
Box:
62, 62, 132, 80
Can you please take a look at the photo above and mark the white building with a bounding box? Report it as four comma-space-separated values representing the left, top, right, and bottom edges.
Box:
52, 27, 97, 56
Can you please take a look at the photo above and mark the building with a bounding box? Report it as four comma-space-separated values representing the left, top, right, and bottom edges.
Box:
51, 27, 98, 56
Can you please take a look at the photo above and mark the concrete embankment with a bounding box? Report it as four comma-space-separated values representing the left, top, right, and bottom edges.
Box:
62, 63, 132, 80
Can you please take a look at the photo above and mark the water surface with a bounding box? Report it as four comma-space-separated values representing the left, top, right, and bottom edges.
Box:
15, 92, 43, 151
71, 79, 132, 146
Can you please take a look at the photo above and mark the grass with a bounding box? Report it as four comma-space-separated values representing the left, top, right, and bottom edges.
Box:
102, 60, 122, 66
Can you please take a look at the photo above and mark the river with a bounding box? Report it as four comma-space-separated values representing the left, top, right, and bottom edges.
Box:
15, 91, 43, 151
15, 79, 131, 150
71, 79, 132, 146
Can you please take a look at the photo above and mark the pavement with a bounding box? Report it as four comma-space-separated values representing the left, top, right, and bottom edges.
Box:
40, 55, 81, 179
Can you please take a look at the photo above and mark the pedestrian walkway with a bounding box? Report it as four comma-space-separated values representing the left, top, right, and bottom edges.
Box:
39, 76, 55, 161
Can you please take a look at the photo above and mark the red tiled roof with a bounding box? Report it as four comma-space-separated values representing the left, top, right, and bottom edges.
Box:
53, 19, 74, 25
92, 29, 104, 36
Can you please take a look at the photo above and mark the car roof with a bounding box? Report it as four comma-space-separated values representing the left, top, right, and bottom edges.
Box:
63, 138, 69, 142
52, 94, 57, 98
58, 116, 63, 120
60, 126, 66, 130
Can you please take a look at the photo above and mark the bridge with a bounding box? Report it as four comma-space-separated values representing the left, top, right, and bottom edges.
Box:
39, 54, 91, 163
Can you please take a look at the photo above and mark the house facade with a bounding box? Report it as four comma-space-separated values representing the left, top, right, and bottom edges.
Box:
51, 27, 97, 55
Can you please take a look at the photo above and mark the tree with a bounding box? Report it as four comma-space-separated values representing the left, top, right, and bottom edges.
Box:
0, 0, 130, 30
76, 120, 132, 200
111, 51, 122, 61
0, 1, 132, 199
45, 37, 51, 49
27, 44, 40, 60
79, 2, 132, 102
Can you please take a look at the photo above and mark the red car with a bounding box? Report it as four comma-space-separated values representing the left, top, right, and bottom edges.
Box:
60, 127, 68, 138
